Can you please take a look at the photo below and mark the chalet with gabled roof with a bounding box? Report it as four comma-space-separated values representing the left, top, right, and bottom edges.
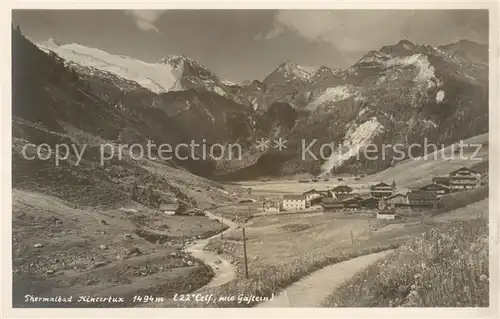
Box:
432, 176, 451, 186
342, 196, 362, 210
302, 189, 324, 204
360, 196, 380, 209
407, 191, 439, 208
322, 198, 344, 211
420, 183, 451, 196
281, 194, 307, 211
448, 167, 481, 190
370, 182, 394, 198
382, 193, 409, 209
318, 189, 335, 198
158, 200, 180, 215
332, 185, 353, 196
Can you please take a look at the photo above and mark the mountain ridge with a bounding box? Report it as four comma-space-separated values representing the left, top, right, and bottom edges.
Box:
29, 32, 489, 180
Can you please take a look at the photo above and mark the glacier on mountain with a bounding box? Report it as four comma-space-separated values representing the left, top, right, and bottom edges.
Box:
37, 42, 181, 94
321, 117, 384, 173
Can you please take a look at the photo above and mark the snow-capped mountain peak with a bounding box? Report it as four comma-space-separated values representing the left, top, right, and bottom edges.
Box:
380, 39, 421, 56
157, 53, 235, 97
158, 54, 189, 70
277, 60, 318, 80
39, 38, 60, 51
35, 40, 238, 97
263, 60, 319, 85
36, 40, 182, 93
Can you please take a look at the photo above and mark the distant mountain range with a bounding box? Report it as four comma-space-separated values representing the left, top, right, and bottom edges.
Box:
15, 29, 488, 181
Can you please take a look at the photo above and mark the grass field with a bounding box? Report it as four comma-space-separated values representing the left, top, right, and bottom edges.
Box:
153, 211, 427, 307
206, 211, 423, 276
322, 218, 489, 307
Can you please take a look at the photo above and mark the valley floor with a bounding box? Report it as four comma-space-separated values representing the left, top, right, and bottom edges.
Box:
12, 150, 490, 308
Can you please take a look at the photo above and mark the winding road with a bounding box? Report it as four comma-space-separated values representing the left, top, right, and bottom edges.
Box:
257, 249, 394, 307
186, 211, 238, 289
185, 212, 393, 306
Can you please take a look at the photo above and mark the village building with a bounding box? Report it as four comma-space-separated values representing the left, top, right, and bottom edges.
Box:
322, 198, 344, 211
382, 193, 409, 209
377, 210, 396, 220
419, 183, 451, 196
262, 201, 279, 213
432, 176, 451, 186
309, 196, 324, 206
158, 200, 180, 216
302, 189, 324, 204
448, 167, 481, 191
342, 196, 362, 210
281, 195, 307, 211
332, 185, 353, 197
370, 181, 395, 198
186, 208, 206, 216
407, 191, 439, 209
318, 189, 336, 199
238, 198, 256, 204
360, 196, 380, 209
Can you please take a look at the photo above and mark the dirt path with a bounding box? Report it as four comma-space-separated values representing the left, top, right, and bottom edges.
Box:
257, 249, 394, 307
186, 211, 238, 289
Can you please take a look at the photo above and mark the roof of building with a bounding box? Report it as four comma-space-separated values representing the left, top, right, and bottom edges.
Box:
342, 196, 363, 203
317, 189, 333, 195
370, 182, 391, 189
449, 176, 480, 180
360, 196, 379, 202
408, 191, 438, 201
332, 185, 353, 192
377, 210, 396, 215
432, 176, 450, 181
384, 193, 408, 200
302, 189, 319, 195
283, 194, 305, 200
159, 201, 179, 211
449, 166, 478, 175
322, 198, 344, 206
420, 183, 450, 190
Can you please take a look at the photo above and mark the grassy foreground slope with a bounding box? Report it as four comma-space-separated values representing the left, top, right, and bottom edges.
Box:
322, 218, 489, 307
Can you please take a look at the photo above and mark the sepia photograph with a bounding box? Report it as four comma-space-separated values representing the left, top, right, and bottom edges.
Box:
4, 4, 497, 314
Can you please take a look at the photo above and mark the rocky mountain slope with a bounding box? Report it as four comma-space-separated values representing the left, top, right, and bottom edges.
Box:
13, 27, 256, 305
222, 39, 488, 178
28, 31, 489, 180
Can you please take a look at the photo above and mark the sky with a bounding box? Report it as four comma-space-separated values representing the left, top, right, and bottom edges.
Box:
12, 10, 488, 82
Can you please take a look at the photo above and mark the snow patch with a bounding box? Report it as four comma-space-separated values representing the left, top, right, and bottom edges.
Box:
436, 90, 445, 103
308, 86, 354, 109
402, 43, 414, 51
211, 86, 227, 96
221, 80, 236, 86
385, 54, 436, 86
321, 117, 384, 173
249, 97, 259, 111
358, 108, 368, 117
37, 43, 182, 94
